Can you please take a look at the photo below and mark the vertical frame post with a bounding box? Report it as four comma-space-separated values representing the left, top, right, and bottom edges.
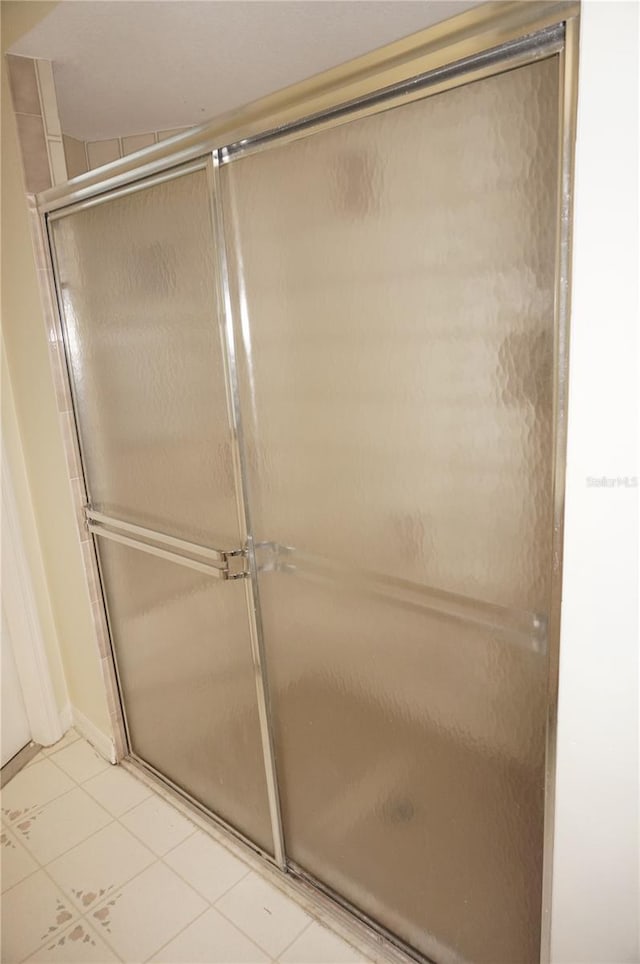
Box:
540, 13, 580, 963
207, 151, 287, 869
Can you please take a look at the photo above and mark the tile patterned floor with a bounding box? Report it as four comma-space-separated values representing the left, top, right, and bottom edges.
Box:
1, 731, 372, 964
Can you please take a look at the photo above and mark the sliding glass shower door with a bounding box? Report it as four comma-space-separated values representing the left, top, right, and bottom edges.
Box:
221, 56, 560, 963
45, 34, 566, 963
49, 163, 274, 854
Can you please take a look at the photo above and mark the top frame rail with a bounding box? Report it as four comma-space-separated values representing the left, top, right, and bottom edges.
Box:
36, 0, 578, 216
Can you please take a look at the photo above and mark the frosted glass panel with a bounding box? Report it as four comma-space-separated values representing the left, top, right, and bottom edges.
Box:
223, 57, 559, 962
97, 540, 273, 852
51, 169, 237, 546
261, 571, 546, 962
50, 165, 274, 855
224, 60, 558, 614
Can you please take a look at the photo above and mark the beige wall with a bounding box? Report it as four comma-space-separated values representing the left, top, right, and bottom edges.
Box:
1, 2, 111, 736
1, 342, 68, 711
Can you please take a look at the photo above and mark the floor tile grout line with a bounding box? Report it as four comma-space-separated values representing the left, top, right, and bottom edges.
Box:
159, 820, 239, 861
44, 743, 112, 784
80, 774, 156, 819
141, 898, 273, 964
0, 861, 41, 897
114, 807, 200, 858
13, 864, 84, 963
158, 847, 252, 903
7, 795, 116, 871
138, 904, 216, 963
156, 805, 259, 878
51, 830, 178, 921
45, 853, 192, 962
6, 739, 361, 964
1, 770, 81, 822
272, 915, 317, 960
211, 895, 311, 960
95, 806, 304, 960
33, 736, 155, 815
66, 856, 215, 964
75, 905, 127, 962
4, 806, 190, 960
23, 905, 126, 964
1, 822, 43, 896
3, 738, 158, 962
110, 772, 332, 956
8, 743, 142, 963
41, 730, 82, 758
2, 792, 114, 881
1, 811, 162, 916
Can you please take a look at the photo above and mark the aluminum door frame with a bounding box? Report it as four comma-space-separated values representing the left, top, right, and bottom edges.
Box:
37, 4, 580, 960
44, 155, 286, 868
216, 43, 572, 964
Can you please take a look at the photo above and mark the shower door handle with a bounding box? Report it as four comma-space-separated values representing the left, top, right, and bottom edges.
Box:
84, 508, 248, 580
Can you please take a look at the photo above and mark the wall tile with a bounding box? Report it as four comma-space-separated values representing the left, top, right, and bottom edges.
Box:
35, 60, 62, 137
86, 139, 121, 170
60, 409, 83, 479
69, 475, 89, 541
48, 339, 73, 414
121, 132, 155, 156
80, 540, 102, 604
156, 127, 189, 141
47, 138, 68, 186
26, 196, 48, 270
35, 267, 60, 344
92, 610, 111, 661
99, 657, 127, 760
15, 113, 51, 193
0, 870, 79, 962
6, 55, 41, 115
63, 135, 88, 179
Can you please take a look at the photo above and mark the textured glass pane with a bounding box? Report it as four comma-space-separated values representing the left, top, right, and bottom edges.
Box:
97, 540, 273, 853
261, 571, 546, 963
223, 58, 559, 962
52, 169, 237, 547
51, 167, 273, 854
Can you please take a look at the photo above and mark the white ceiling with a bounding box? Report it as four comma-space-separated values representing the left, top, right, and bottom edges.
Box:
10, 0, 480, 141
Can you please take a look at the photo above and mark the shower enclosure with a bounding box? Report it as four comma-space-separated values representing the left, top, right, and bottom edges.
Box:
39, 4, 579, 962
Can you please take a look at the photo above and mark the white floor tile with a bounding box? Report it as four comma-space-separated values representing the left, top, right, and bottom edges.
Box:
14, 787, 112, 865
42, 729, 81, 757
151, 906, 269, 963
25, 752, 46, 768
120, 794, 196, 856
1, 827, 39, 892
47, 821, 155, 914
164, 830, 249, 902
1, 759, 75, 824
0, 870, 78, 963
280, 922, 371, 963
82, 765, 153, 817
88, 861, 207, 962
49, 741, 110, 783
216, 871, 312, 958
1, 739, 374, 964
25, 919, 120, 963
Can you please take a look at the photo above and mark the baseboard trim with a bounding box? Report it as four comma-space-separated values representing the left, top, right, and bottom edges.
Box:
71, 706, 116, 763
1, 742, 42, 787
59, 702, 72, 734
